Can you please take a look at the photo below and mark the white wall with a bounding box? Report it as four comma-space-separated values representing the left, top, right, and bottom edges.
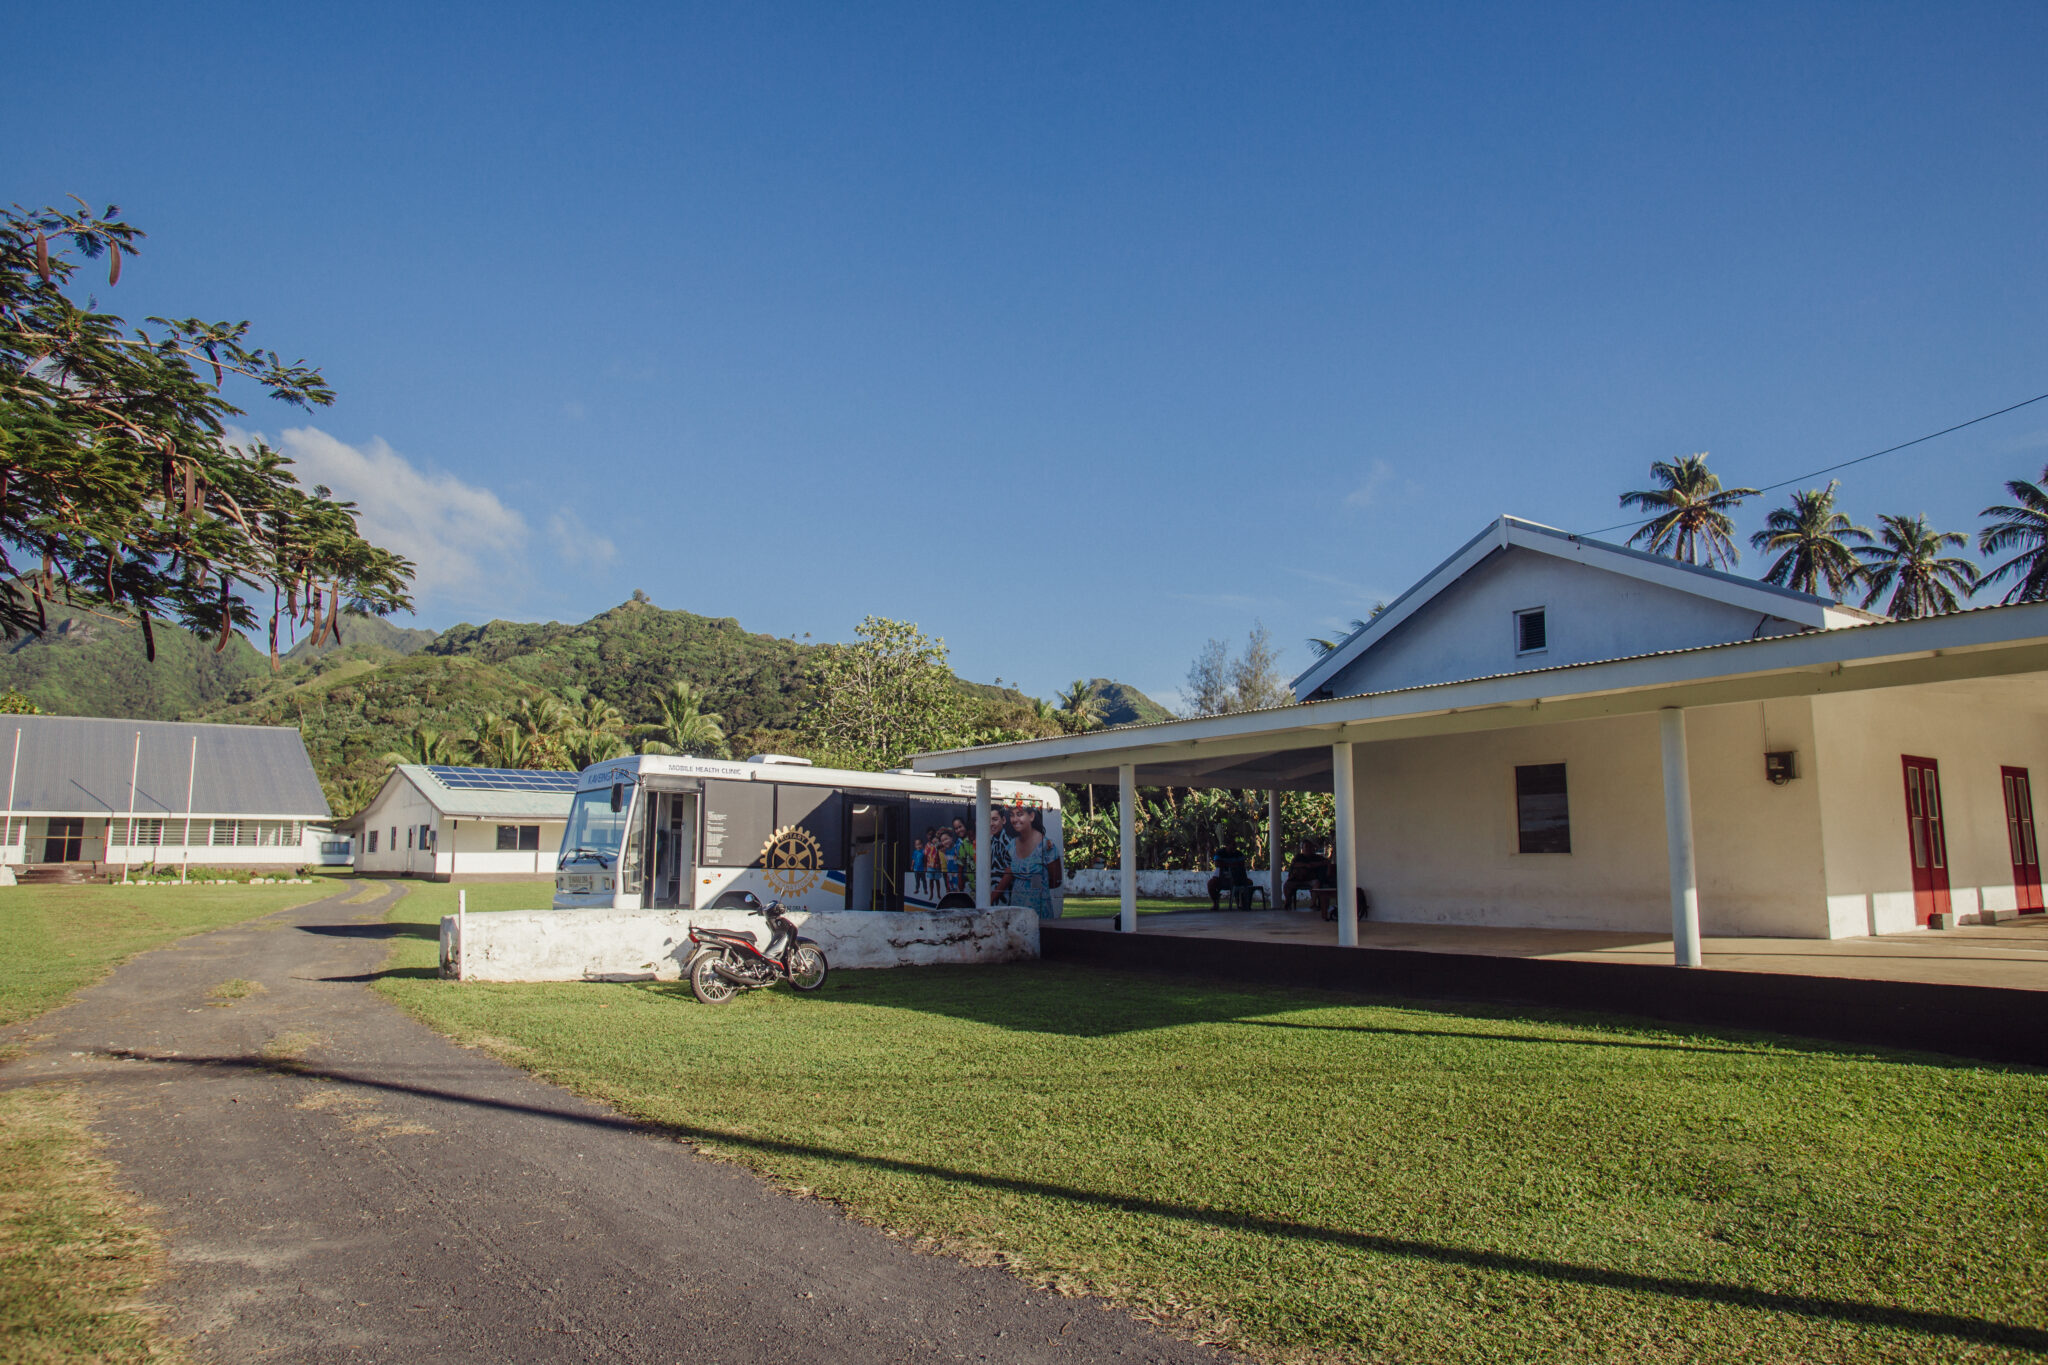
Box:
355, 776, 440, 876
433, 818, 564, 879
1811, 678, 2048, 934
446, 906, 1041, 980
6, 815, 324, 868
1347, 700, 1832, 937
1327, 547, 1807, 697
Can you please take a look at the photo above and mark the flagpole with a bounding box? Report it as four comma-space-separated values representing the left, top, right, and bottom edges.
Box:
181, 735, 197, 884
120, 730, 140, 884
2, 726, 19, 869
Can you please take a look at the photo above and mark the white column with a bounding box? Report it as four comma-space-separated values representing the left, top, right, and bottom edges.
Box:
974, 778, 992, 909
1659, 707, 1703, 967
1331, 742, 1359, 947
1268, 787, 1283, 909
1118, 764, 1138, 934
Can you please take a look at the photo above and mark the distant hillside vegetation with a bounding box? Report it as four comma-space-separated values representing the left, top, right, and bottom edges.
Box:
283, 612, 438, 663
0, 610, 272, 720
1086, 677, 1172, 726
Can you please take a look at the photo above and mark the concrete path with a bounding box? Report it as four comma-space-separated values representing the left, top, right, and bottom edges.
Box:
1067, 908, 2048, 989
0, 883, 1239, 1364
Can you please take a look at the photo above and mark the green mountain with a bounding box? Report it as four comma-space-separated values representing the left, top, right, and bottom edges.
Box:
1086, 677, 1173, 726
283, 612, 438, 663
0, 610, 272, 720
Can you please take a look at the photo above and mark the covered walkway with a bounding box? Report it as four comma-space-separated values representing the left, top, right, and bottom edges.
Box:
1062, 907, 2048, 991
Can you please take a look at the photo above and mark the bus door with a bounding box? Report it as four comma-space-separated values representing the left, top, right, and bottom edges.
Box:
645, 789, 699, 909
846, 795, 907, 910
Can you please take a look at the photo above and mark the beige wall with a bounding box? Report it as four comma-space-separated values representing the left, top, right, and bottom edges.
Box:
1349, 700, 1831, 937
1811, 678, 2048, 935
436, 818, 564, 878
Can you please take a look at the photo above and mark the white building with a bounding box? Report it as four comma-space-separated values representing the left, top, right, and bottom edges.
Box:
0, 714, 333, 873
344, 765, 575, 880
914, 516, 2048, 958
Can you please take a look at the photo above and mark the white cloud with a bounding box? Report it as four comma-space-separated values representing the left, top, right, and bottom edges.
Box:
237, 425, 530, 610
1342, 459, 1422, 511
548, 510, 616, 569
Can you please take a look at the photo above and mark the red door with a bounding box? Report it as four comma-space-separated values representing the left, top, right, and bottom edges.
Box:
2001, 766, 2043, 913
1901, 756, 1951, 924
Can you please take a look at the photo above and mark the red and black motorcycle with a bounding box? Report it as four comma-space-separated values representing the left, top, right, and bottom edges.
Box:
683, 893, 829, 1004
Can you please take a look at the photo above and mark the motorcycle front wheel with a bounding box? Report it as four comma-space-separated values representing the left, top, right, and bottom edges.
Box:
786, 943, 828, 992
690, 952, 739, 1005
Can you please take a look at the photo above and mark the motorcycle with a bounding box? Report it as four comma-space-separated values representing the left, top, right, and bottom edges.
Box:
683, 892, 829, 1004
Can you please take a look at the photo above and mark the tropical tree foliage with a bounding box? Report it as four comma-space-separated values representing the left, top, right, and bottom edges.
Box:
1749, 481, 1870, 597
1185, 623, 1289, 716
1857, 514, 1978, 619
379, 724, 465, 768
1307, 616, 1373, 659
1057, 786, 1336, 871
1619, 453, 1759, 569
1977, 465, 2048, 605
800, 616, 966, 769
1055, 678, 1106, 733
636, 679, 729, 757
0, 199, 412, 660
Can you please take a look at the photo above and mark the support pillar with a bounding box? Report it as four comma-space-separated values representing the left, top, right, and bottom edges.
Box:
1659, 707, 1703, 967
1118, 764, 1138, 934
1332, 742, 1358, 947
1268, 787, 1284, 910
974, 778, 992, 909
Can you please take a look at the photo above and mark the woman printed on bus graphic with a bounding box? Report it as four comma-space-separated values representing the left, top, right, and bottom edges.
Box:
993, 804, 1062, 919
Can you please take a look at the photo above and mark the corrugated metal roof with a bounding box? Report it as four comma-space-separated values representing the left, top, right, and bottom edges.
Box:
0, 715, 329, 818
398, 765, 577, 820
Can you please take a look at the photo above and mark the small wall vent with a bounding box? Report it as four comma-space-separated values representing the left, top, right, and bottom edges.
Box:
1515, 608, 1548, 655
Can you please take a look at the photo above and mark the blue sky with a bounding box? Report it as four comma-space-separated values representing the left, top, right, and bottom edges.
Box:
10, 3, 2047, 707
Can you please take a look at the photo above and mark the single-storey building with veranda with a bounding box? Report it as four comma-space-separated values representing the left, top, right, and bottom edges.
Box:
913, 516, 2048, 962
342, 765, 575, 880
0, 714, 335, 874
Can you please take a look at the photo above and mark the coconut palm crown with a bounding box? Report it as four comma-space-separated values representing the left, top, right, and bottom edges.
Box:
1856, 514, 1979, 619
1978, 465, 2048, 604
1619, 453, 1759, 569
1748, 481, 1871, 598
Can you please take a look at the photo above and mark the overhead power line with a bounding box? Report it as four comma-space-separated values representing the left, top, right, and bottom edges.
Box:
1578, 389, 2048, 540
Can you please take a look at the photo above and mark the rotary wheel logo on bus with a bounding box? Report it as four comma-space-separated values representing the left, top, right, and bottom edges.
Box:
760, 825, 824, 897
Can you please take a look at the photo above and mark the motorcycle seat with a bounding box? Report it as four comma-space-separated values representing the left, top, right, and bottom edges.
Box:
701, 927, 757, 946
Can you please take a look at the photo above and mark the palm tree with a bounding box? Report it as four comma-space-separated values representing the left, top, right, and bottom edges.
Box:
1749, 481, 1870, 598
1856, 514, 1979, 619
473, 721, 534, 769
1055, 679, 1106, 733
636, 680, 728, 757
380, 724, 465, 768
1978, 465, 2048, 604
1307, 617, 1373, 658
564, 726, 631, 770
1619, 453, 1759, 568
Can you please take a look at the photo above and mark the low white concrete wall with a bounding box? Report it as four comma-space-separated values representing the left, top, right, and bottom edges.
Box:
1063, 868, 1267, 899
441, 906, 1040, 982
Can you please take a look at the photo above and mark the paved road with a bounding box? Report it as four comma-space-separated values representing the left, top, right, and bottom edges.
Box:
0, 883, 1240, 1364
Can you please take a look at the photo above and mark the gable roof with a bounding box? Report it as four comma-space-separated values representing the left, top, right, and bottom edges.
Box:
1290, 515, 1883, 699
0, 714, 329, 818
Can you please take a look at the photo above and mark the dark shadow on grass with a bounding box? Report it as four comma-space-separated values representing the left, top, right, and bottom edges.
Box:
87, 1046, 2048, 1354
298, 921, 438, 941
1230, 1017, 1777, 1057
319, 966, 443, 983
800, 962, 1980, 1068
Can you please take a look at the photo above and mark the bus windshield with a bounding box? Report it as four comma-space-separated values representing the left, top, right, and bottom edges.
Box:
560, 787, 630, 867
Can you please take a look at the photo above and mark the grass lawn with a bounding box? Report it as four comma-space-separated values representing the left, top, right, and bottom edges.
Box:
1061, 895, 1211, 917
0, 1088, 173, 1363
0, 881, 335, 1030
374, 900, 2048, 1364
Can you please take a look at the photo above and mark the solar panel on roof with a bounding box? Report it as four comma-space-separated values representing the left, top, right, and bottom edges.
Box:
423, 766, 579, 792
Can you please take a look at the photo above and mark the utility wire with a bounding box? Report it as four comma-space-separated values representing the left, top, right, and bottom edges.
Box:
1578, 389, 2048, 539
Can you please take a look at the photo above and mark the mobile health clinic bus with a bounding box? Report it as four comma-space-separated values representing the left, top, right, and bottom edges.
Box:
553, 754, 1065, 917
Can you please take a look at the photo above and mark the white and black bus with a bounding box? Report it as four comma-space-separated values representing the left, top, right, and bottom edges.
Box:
553, 754, 1065, 917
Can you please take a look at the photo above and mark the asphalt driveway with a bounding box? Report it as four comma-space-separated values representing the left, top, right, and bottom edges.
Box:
0, 882, 1240, 1364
